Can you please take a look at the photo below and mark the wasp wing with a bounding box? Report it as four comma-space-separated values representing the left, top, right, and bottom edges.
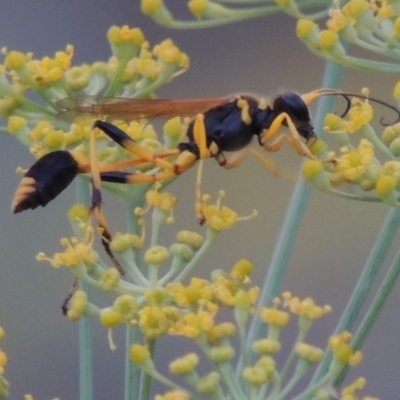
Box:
56, 97, 227, 121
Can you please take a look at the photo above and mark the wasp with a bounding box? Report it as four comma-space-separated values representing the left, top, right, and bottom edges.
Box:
11, 88, 400, 262
11, 88, 344, 214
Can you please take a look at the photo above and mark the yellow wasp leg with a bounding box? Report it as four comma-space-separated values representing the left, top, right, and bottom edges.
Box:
260, 113, 319, 160
215, 150, 246, 170
79, 149, 181, 174
93, 120, 176, 171
193, 114, 212, 159
111, 151, 198, 184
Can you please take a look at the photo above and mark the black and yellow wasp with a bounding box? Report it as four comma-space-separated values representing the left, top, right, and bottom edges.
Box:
11, 88, 400, 269
12, 88, 353, 215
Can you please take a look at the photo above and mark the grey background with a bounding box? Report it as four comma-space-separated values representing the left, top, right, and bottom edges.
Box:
0, 1, 398, 399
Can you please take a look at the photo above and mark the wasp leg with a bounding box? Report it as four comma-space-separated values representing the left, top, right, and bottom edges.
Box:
61, 276, 78, 316
100, 150, 198, 184
260, 113, 318, 160
195, 159, 206, 224
215, 150, 246, 170
12, 150, 88, 213
80, 149, 181, 174
89, 125, 125, 275
193, 114, 212, 159
246, 148, 281, 176
93, 120, 175, 171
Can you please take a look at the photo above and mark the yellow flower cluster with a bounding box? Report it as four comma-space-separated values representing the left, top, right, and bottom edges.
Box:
302, 84, 400, 207
329, 331, 363, 367
1, 26, 188, 166
296, 0, 400, 72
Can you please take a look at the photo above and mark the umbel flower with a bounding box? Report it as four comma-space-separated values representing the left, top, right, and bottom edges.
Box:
0, 15, 388, 400
1, 25, 188, 163
302, 85, 400, 207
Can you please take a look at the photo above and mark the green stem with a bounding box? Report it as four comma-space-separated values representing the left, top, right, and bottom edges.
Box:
76, 178, 93, 400
310, 207, 400, 384
139, 339, 156, 400
333, 238, 400, 387
124, 201, 143, 400
172, 228, 219, 282
244, 59, 344, 368
124, 326, 140, 400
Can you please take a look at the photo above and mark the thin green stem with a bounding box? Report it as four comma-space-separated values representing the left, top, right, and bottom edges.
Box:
275, 361, 308, 400
310, 207, 400, 384
244, 59, 344, 365
172, 228, 219, 282
76, 178, 93, 400
334, 240, 400, 387
279, 327, 309, 382
124, 326, 140, 400
139, 339, 156, 400
124, 200, 144, 400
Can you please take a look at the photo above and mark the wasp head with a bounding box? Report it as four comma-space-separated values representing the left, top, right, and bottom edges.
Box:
273, 93, 316, 142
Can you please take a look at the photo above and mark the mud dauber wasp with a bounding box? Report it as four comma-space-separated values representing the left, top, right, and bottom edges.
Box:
11, 88, 400, 271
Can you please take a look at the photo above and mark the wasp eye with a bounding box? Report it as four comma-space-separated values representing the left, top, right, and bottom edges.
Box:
273, 93, 310, 123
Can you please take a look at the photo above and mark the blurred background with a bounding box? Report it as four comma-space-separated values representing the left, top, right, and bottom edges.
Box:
0, 1, 398, 399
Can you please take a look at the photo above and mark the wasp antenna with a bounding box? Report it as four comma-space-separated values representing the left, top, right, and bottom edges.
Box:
320, 91, 400, 126
12, 151, 80, 213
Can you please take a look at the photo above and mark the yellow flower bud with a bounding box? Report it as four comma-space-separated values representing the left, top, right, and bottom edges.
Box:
302, 160, 323, 180
113, 295, 138, 322
345, 0, 368, 18
130, 344, 150, 364
107, 26, 145, 47
98, 268, 120, 291
324, 113, 343, 131
375, 175, 396, 196
242, 358, 275, 386
348, 351, 363, 366
252, 338, 281, 355
319, 30, 339, 50
207, 322, 236, 344
141, 0, 163, 15
155, 390, 189, 400
7, 116, 27, 134
100, 308, 121, 327
394, 17, 400, 35
169, 353, 199, 375
0, 327, 5, 341
176, 230, 204, 250
169, 243, 193, 262
65, 65, 91, 90
230, 259, 253, 280
196, 372, 220, 395
43, 129, 65, 149
296, 19, 318, 39
5, 51, 27, 70
67, 204, 89, 221
295, 342, 324, 363
208, 345, 235, 363
111, 232, 144, 252
67, 290, 88, 321
144, 246, 169, 265
164, 117, 183, 138
0, 349, 7, 373
382, 125, 398, 146
259, 307, 290, 327
188, 0, 208, 17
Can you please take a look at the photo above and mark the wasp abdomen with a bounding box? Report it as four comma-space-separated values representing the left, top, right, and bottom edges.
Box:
12, 150, 80, 213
